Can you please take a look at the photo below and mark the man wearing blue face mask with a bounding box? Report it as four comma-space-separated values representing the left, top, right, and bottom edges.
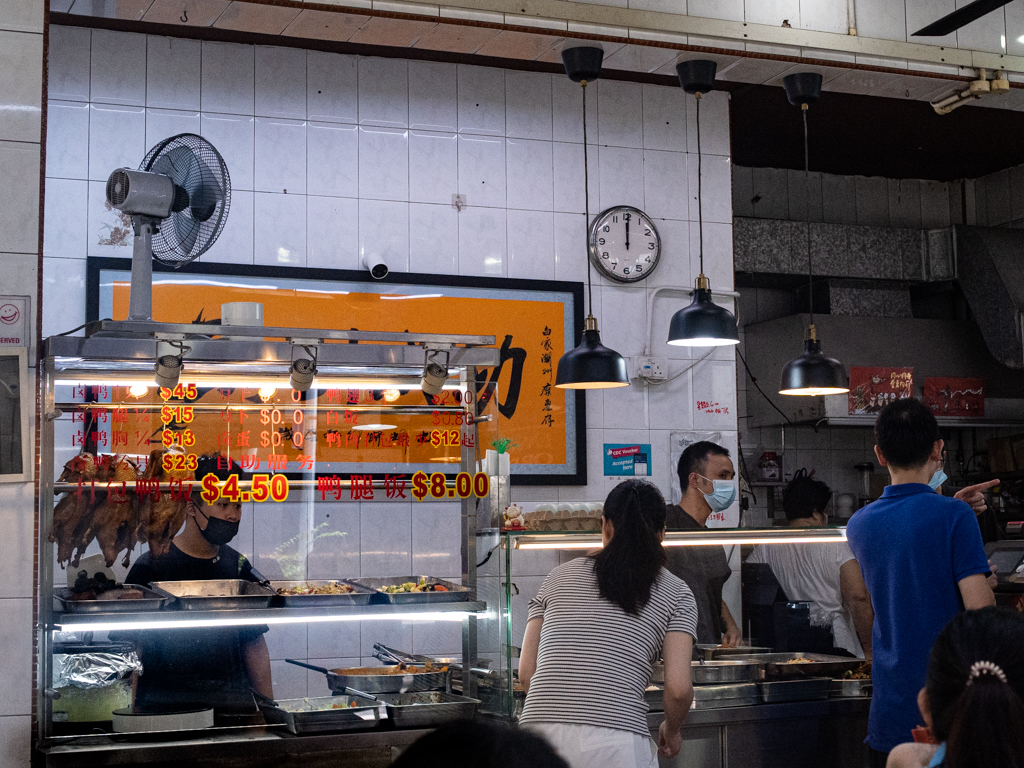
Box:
846, 398, 994, 768
123, 453, 273, 714
663, 441, 743, 647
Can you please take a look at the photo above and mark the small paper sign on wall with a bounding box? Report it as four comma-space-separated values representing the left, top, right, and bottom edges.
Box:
604, 443, 652, 477
848, 366, 913, 415
0, 296, 29, 347
923, 377, 984, 417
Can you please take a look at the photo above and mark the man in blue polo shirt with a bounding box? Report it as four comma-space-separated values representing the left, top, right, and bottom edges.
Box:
846, 398, 994, 768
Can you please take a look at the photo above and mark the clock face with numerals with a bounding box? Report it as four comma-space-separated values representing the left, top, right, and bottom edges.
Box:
588, 206, 661, 283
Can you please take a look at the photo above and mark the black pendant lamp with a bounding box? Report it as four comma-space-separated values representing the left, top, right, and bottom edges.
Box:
667, 60, 739, 348
778, 73, 849, 397
555, 47, 629, 390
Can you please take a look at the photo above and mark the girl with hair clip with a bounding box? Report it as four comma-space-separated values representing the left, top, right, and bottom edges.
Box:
887, 606, 1024, 768
518, 480, 699, 768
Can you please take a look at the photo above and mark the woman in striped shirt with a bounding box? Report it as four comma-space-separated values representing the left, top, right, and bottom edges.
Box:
519, 479, 699, 768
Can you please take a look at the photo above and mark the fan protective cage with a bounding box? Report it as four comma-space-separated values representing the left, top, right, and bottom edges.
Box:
140, 133, 231, 266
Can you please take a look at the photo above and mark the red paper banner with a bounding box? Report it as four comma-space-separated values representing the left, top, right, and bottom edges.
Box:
848, 367, 914, 415
923, 377, 984, 418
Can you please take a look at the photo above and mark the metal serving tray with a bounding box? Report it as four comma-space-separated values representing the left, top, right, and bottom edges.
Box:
829, 679, 872, 698
348, 576, 472, 604
652, 660, 764, 685
757, 678, 832, 704
270, 580, 375, 608
258, 697, 383, 734
150, 580, 276, 610
54, 585, 170, 613
727, 653, 863, 680
375, 692, 481, 728
696, 645, 773, 661
692, 683, 760, 710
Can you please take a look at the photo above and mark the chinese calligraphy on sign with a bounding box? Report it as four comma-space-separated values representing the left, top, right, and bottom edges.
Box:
848, 367, 914, 415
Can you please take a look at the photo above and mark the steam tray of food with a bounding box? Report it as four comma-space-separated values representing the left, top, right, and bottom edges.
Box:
727, 653, 864, 680
325, 664, 450, 695
374, 692, 481, 728
258, 696, 384, 734
55, 572, 170, 613
349, 576, 472, 604
270, 580, 376, 607
150, 580, 276, 610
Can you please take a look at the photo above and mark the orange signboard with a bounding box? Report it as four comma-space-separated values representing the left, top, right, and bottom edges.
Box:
92, 260, 584, 483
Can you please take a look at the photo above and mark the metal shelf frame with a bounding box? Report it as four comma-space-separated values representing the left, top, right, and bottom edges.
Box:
37, 322, 501, 747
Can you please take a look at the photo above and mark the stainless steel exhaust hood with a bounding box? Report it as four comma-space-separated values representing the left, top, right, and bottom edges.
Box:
744, 314, 1024, 427
955, 225, 1024, 369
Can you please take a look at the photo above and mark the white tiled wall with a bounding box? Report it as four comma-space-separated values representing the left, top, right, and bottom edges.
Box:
43, 28, 736, 701
0, 0, 41, 763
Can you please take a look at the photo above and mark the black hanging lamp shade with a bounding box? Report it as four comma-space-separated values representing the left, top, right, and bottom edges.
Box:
555, 316, 629, 389
554, 46, 630, 390
667, 277, 740, 347
778, 71, 848, 396
666, 59, 740, 347
779, 326, 848, 396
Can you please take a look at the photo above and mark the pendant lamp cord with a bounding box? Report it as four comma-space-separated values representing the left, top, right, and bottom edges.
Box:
583, 81, 593, 316
803, 105, 813, 327
696, 93, 704, 277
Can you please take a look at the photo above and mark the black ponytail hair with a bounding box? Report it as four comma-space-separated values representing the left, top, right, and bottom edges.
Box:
926, 607, 1024, 768
591, 480, 667, 615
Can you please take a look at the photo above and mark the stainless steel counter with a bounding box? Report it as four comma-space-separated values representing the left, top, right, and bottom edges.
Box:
649, 697, 871, 768
37, 698, 871, 768
37, 727, 431, 768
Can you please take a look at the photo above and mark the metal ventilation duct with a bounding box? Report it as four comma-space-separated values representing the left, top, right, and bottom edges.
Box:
955, 226, 1024, 369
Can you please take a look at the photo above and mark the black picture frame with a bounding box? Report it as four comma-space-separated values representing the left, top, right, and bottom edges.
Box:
85, 256, 587, 486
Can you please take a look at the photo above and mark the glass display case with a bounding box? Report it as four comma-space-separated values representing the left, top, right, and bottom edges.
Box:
36, 319, 503, 747
481, 526, 852, 720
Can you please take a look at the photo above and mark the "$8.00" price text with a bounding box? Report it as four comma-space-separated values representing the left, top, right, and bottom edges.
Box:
411, 472, 488, 501
200, 473, 290, 503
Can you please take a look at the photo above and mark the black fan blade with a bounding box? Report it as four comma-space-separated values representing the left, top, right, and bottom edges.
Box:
174, 213, 200, 256
189, 165, 221, 223
912, 0, 1013, 36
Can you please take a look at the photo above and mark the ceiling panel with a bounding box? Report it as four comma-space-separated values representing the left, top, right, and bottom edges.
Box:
213, 1, 300, 34
716, 56, 794, 85
281, 9, 371, 42
763, 63, 849, 88
347, 15, 437, 46
475, 29, 563, 59
824, 69, 903, 95
142, 0, 229, 26
602, 43, 677, 73
413, 22, 501, 53
69, 0, 154, 21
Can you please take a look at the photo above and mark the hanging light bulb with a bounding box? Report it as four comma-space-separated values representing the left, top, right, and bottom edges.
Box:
128, 384, 150, 399
667, 60, 739, 348
778, 73, 849, 397
555, 47, 629, 390
258, 386, 276, 403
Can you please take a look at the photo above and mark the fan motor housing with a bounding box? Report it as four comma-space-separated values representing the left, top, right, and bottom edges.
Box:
106, 168, 177, 219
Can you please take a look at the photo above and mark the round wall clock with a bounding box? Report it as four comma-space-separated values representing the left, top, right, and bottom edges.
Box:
588, 205, 661, 283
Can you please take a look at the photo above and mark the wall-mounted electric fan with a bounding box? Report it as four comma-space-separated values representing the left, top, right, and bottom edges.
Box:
105, 133, 231, 321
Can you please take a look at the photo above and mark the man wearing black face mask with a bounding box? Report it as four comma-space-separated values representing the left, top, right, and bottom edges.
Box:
123, 454, 273, 712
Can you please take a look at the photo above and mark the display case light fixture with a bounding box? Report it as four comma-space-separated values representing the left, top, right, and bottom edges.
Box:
515, 528, 847, 550
56, 609, 485, 633
56, 376, 466, 392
